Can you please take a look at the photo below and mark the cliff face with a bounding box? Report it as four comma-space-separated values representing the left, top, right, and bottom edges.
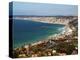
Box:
68, 17, 78, 31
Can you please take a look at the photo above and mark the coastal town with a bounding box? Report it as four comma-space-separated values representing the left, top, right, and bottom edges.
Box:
13, 16, 77, 25
13, 16, 78, 58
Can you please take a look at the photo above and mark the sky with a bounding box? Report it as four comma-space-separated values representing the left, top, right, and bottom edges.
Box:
10, 1, 78, 16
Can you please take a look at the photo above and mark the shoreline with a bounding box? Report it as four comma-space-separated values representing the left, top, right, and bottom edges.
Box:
13, 17, 66, 26
26, 26, 71, 46
13, 16, 78, 57
13, 26, 65, 49
13, 17, 74, 49
13, 16, 74, 25
14, 24, 72, 49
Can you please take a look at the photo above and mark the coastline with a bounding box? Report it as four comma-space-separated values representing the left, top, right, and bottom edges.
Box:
13, 16, 78, 57
13, 17, 72, 49
14, 23, 71, 49
23, 25, 72, 48
13, 16, 75, 25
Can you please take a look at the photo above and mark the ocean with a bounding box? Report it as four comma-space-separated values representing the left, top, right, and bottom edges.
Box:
13, 19, 65, 48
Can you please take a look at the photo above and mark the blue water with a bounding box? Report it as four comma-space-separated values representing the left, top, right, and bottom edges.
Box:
13, 19, 65, 48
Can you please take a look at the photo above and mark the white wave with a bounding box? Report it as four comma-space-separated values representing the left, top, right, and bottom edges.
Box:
57, 27, 66, 33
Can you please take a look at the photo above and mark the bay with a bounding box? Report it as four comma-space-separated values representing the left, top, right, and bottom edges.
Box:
13, 19, 65, 48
